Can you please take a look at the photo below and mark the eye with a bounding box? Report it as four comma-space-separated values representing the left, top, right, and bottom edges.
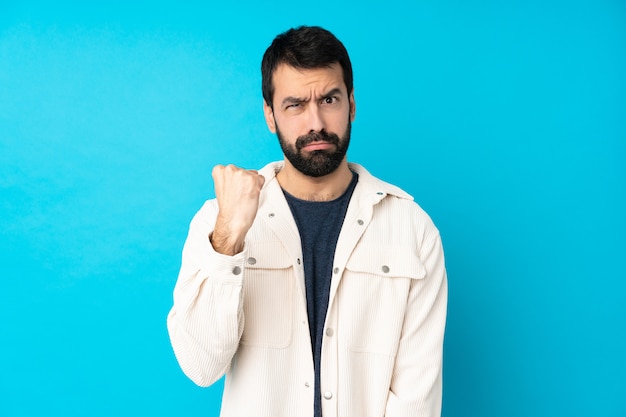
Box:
322, 96, 338, 105
285, 102, 302, 110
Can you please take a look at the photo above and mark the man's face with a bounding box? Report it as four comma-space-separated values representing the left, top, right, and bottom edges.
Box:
263, 63, 355, 177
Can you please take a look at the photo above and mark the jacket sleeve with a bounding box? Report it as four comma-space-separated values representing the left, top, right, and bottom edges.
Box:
385, 230, 448, 417
166, 200, 246, 387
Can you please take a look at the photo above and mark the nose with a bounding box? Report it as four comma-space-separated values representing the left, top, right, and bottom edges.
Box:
306, 103, 325, 133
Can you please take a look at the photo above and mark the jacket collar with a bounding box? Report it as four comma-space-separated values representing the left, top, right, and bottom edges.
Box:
258, 161, 413, 202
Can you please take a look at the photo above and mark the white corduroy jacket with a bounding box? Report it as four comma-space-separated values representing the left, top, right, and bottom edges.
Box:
167, 161, 448, 417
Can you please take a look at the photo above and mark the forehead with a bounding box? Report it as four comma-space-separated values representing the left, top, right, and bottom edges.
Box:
272, 63, 346, 98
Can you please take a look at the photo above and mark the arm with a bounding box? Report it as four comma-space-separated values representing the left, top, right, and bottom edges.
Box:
166, 165, 265, 386
385, 231, 448, 417
166, 201, 247, 386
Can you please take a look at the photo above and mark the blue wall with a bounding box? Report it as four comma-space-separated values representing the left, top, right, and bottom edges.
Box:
1, 1, 624, 416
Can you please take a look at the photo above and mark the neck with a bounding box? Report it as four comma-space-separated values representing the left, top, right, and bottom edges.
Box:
277, 159, 353, 202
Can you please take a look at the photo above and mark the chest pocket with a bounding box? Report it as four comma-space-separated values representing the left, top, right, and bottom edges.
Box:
342, 245, 426, 355
240, 241, 294, 348
346, 245, 426, 280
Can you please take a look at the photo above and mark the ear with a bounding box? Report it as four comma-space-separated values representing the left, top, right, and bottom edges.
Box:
263, 100, 276, 133
349, 90, 356, 122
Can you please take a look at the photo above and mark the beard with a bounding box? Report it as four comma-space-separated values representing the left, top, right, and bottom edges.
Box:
276, 121, 351, 178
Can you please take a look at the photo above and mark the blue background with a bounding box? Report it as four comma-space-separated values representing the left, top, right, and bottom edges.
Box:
1, 1, 624, 416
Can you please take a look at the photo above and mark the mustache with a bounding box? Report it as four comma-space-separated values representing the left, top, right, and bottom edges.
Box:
295, 130, 340, 150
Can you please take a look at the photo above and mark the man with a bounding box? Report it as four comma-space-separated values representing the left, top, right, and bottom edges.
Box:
167, 26, 447, 417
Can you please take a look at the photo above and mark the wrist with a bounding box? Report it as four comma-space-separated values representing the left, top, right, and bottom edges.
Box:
209, 226, 245, 256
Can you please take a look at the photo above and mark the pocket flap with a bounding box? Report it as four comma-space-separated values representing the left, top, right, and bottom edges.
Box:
346, 245, 426, 279
245, 240, 293, 269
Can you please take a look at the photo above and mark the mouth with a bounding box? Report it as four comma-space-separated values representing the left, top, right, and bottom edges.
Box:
301, 141, 335, 152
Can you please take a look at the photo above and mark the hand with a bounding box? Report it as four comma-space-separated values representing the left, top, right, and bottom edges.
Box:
210, 164, 265, 256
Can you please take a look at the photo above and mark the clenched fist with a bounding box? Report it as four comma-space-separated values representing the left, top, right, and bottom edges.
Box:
210, 164, 265, 256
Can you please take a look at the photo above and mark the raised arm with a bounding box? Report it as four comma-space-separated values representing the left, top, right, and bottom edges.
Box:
166, 165, 264, 386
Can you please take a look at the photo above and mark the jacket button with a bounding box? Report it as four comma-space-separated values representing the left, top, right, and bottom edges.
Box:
382, 265, 390, 273
333, 267, 339, 274
247, 257, 257, 265
325, 328, 334, 337
297, 258, 301, 265
232, 266, 242, 275
323, 391, 333, 400
357, 219, 364, 225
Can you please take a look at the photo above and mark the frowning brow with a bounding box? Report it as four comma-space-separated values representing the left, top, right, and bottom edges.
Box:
280, 88, 345, 107
281, 96, 307, 107
320, 88, 344, 100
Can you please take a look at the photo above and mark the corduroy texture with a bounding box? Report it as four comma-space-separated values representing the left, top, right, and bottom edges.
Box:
167, 161, 448, 417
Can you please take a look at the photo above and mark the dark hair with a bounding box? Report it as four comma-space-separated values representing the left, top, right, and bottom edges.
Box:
261, 26, 353, 108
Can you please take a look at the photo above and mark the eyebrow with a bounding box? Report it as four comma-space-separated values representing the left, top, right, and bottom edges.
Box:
320, 88, 344, 100
280, 87, 345, 108
281, 96, 306, 107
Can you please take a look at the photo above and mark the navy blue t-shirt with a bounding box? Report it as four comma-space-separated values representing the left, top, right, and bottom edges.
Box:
283, 171, 358, 417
